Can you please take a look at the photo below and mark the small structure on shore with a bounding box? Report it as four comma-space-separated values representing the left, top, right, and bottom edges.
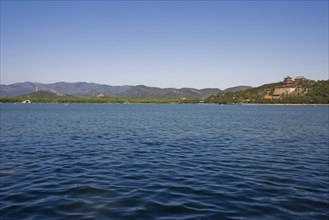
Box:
263, 95, 273, 100
22, 100, 31, 103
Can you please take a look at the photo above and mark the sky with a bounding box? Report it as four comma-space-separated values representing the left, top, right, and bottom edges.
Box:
1, 0, 328, 89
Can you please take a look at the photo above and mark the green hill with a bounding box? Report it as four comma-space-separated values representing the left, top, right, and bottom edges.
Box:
20, 91, 75, 99
205, 79, 329, 104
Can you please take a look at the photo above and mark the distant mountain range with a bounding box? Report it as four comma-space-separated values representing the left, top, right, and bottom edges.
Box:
0, 82, 251, 99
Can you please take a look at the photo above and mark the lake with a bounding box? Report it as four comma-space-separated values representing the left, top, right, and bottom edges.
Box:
0, 104, 328, 219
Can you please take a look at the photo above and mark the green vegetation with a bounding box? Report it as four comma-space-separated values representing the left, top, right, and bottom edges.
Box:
1, 79, 328, 104
0, 96, 201, 104
20, 91, 75, 99
0, 90, 203, 104
205, 79, 329, 104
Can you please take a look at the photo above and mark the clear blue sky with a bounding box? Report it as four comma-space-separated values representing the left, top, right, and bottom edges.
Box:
1, 0, 328, 89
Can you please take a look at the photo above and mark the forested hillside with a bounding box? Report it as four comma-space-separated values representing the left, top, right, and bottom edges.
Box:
205, 79, 329, 104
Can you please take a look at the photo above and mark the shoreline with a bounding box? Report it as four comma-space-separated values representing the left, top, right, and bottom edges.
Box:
1, 102, 328, 106
240, 103, 329, 106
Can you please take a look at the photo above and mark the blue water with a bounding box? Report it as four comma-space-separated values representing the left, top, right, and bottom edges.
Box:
0, 104, 328, 219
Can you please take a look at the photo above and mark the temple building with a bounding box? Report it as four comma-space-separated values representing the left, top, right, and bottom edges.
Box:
267, 75, 305, 100
294, 76, 305, 82
283, 76, 294, 87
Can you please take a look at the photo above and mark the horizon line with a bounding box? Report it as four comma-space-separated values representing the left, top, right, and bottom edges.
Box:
1, 76, 328, 90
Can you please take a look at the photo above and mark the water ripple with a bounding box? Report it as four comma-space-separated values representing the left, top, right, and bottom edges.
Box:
1, 104, 328, 219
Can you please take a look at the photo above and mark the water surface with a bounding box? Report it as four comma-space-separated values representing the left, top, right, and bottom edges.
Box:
1, 104, 328, 219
